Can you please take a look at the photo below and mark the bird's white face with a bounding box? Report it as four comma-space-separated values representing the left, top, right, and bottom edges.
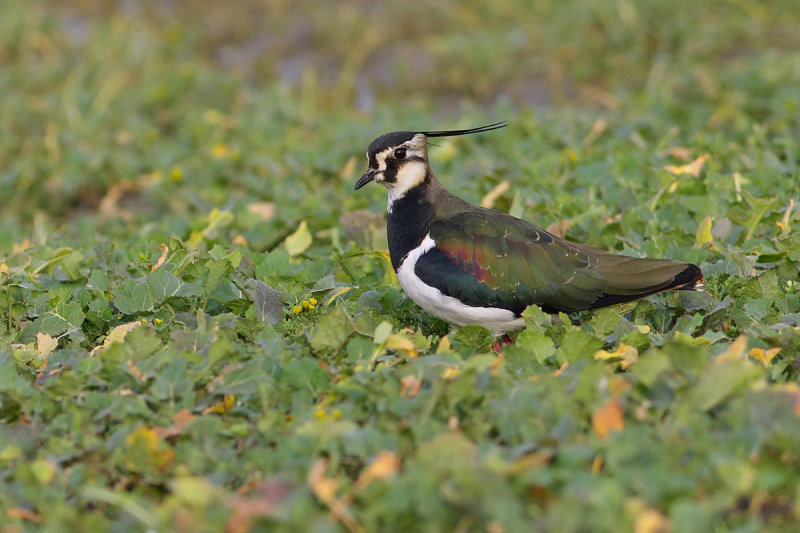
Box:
356, 133, 430, 210
372, 133, 427, 185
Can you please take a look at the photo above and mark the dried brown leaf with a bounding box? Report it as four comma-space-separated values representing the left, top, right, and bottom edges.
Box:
592, 400, 624, 438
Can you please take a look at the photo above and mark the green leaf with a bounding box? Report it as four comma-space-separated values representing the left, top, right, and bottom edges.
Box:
373, 321, 393, 344
588, 306, 625, 336
147, 269, 184, 303
244, 279, 284, 325
112, 280, 155, 315
631, 350, 672, 387
685, 360, 763, 411
515, 329, 556, 363
556, 330, 604, 364
40, 302, 85, 336
451, 325, 493, 354
310, 306, 353, 352
522, 304, 553, 331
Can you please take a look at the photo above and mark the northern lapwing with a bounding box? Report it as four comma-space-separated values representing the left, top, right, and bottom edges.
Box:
354, 122, 704, 335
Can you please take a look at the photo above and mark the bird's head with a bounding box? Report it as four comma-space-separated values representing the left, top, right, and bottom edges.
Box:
354, 122, 507, 195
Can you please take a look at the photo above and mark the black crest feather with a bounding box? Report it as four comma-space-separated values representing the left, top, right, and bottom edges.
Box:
419, 121, 507, 138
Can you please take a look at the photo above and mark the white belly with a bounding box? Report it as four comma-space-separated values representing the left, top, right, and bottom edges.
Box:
395, 235, 525, 335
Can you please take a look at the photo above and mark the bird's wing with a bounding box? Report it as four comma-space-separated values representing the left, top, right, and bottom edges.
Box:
417, 208, 701, 314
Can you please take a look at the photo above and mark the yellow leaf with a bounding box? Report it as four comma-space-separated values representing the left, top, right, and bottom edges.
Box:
171, 476, 216, 507
749, 347, 780, 367
125, 427, 174, 471
435, 335, 451, 354
582, 118, 607, 146
284, 221, 312, 257
31, 459, 57, 484
12, 239, 32, 254
385, 334, 417, 357
793, 393, 800, 419
247, 202, 275, 221
777, 198, 795, 237
592, 400, 624, 438
441, 367, 461, 380
552, 362, 569, 377
322, 286, 353, 307
307, 459, 362, 533
665, 154, 710, 177
90, 322, 140, 356
126, 426, 159, 449
127, 360, 148, 382
151, 243, 169, 271
0, 444, 22, 461
480, 181, 511, 208
487, 521, 505, 533
0, 262, 10, 276
660, 146, 694, 161
187, 208, 234, 248
716, 335, 748, 363
355, 451, 400, 489
594, 343, 638, 369
338, 156, 357, 179
634, 508, 670, 533
694, 216, 715, 249
203, 394, 235, 415
502, 450, 554, 475
36, 333, 58, 357
491, 354, 504, 376
591, 454, 603, 474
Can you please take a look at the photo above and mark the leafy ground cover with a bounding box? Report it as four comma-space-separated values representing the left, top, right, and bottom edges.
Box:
2, 1, 800, 531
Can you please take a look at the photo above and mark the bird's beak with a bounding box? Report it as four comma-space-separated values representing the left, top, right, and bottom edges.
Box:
354, 169, 377, 190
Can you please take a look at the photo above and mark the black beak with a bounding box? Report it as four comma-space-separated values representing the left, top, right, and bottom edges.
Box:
354, 169, 376, 190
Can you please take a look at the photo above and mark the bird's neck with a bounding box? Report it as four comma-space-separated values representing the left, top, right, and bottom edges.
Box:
386, 174, 441, 270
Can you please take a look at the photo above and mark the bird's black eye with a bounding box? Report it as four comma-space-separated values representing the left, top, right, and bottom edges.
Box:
394, 147, 407, 159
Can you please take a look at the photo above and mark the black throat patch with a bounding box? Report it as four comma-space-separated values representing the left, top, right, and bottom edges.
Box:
386, 179, 435, 270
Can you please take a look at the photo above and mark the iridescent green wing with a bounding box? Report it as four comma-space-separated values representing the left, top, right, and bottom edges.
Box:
421, 208, 699, 314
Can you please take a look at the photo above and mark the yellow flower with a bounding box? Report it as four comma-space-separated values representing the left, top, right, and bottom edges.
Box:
292, 305, 303, 314
302, 300, 310, 309
315, 409, 327, 420
170, 165, 183, 182
154, 318, 163, 325
331, 409, 342, 420
309, 297, 317, 305
210, 142, 230, 159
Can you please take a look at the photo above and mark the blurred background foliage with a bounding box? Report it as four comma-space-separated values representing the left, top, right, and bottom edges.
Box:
2, 0, 800, 247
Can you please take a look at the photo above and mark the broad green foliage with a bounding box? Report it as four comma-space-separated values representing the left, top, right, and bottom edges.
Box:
2, 1, 800, 532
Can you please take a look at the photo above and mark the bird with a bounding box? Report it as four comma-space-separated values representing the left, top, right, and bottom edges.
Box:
354, 122, 704, 336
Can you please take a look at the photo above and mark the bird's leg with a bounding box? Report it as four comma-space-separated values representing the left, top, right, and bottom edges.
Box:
491, 333, 514, 353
